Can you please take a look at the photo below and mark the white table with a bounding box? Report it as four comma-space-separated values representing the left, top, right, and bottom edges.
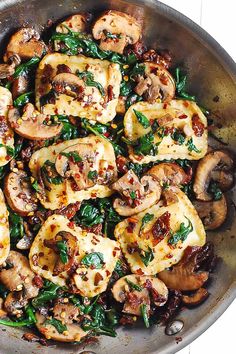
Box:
159, 1, 236, 353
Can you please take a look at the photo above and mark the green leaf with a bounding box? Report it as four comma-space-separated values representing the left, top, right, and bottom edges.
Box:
41, 160, 63, 185
0, 319, 34, 327
174, 67, 196, 101
0, 166, 6, 180
186, 137, 201, 153
114, 260, 126, 278
133, 132, 159, 156
140, 247, 154, 267
77, 70, 105, 96
45, 318, 67, 334
75, 202, 104, 226
60, 151, 82, 162
140, 213, 154, 232
32, 280, 61, 308
81, 252, 104, 269
125, 93, 143, 109
133, 109, 150, 129
140, 304, 150, 328
13, 57, 40, 78
208, 181, 222, 201
31, 180, 39, 192
25, 305, 36, 324
88, 170, 98, 181
171, 129, 185, 145
56, 240, 68, 264
13, 91, 34, 108
129, 191, 136, 200
168, 217, 193, 245
125, 279, 142, 292
8, 209, 24, 245
0, 144, 15, 157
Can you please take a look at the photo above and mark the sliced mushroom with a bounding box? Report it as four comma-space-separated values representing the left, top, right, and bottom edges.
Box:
53, 303, 80, 324
4, 28, 45, 62
35, 312, 88, 342
44, 231, 78, 275
56, 13, 91, 33
16, 221, 34, 250
0, 298, 7, 318
92, 10, 141, 54
182, 287, 209, 306
0, 54, 21, 79
193, 150, 234, 201
112, 274, 168, 316
147, 162, 188, 188
4, 170, 37, 216
158, 246, 209, 291
134, 63, 175, 103
193, 195, 227, 230
112, 170, 161, 216
8, 103, 63, 140
12, 75, 29, 99
51, 73, 85, 99
0, 251, 40, 315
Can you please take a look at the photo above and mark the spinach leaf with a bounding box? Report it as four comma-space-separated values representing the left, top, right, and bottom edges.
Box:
133, 109, 150, 129
81, 252, 104, 269
186, 137, 201, 153
114, 260, 126, 278
97, 198, 122, 237
31, 180, 39, 192
13, 91, 34, 108
125, 93, 143, 109
57, 115, 79, 140
168, 217, 193, 245
171, 129, 185, 145
133, 132, 159, 156
0, 166, 7, 180
208, 181, 222, 201
0, 304, 36, 327
45, 318, 67, 333
56, 240, 68, 264
140, 304, 150, 328
8, 210, 24, 245
88, 170, 98, 181
60, 151, 82, 162
174, 67, 196, 101
0, 284, 8, 299
41, 160, 63, 185
25, 305, 36, 324
125, 279, 142, 292
77, 71, 105, 96
120, 80, 132, 96
32, 280, 62, 308
13, 57, 40, 78
0, 144, 15, 157
75, 202, 104, 226
140, 213, 154, 232
140, 247, 154, 267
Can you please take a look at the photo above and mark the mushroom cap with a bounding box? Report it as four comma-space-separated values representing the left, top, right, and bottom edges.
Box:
158, 246, 209, 291
0, 63, 15, 79
51, 73, 85, 98
182, 287, 209, 306
193, 150, 234, 201
112, 274, 168, 307
56, 13, 91, 33
35, 312, 88, 342
193, 194, 227, 230
8, 103, 63, 140
92, 10, 141, 54
147, 162, 188, 187
4, 28, 46, 62
4, 170, 38, 216
0, 189, 10, 266
135, 62, 175, 103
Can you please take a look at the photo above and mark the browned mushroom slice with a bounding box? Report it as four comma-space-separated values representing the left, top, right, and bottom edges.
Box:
193, 150, 234, 201
44, 231, 78, 275
53, 303, 80, 324
92, 10, 141, 54
112, 274, 168, 316
193, 195, 227, 230
8, 103, 63, 140
51, 73, 85, 99
4, 170, 37, 216
12, 75, 29, 99
112, 170, 161, 216
0, 251, 40, 315
0, 54, 21, 79
35, 312, 88, 342
158, 246, 209, 291
4, 28, 46, 62
182, 287, 209, 306
134, 63, 175, 103
0, 298, 7, 318
56, 13, 91, 33
147, 162, 188, 188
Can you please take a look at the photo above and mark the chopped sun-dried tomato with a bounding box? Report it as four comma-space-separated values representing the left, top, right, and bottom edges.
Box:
152, 211, 171, 245
192, 113, 205, 137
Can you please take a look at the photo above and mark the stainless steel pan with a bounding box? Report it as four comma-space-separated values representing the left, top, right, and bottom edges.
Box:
0, 0, 235, 353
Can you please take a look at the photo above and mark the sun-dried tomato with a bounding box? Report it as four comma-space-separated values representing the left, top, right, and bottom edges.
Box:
192, 113, 205, 137
152, 211, 171, 245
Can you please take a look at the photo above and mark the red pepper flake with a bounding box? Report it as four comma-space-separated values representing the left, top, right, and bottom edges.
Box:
166, 253, 173, 259
163, 103, 168, 109
33, 275, 44, 288
105, 270, 111, 276
113, 250, 117, 257
67, 221, 75, 229
50, 224, 56, 232
127, 241, 139, 254
94, 272, 103, 286
192, 113, 205, 137
178, 114, 188, 119
42, 265, 49, 271
152, 211, 171, 245
104, 132, 110, 138
91, 193, 97, 198
127, 221, 136, 233
183, 101, 189, 108
136, 268, 144, 275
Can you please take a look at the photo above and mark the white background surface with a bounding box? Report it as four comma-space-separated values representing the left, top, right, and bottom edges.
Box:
159, 1, 236, 353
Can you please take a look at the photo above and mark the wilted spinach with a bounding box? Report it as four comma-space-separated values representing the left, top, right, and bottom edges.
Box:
186, 137, 201, 153
140, 304, 150, 328
133, 109, 150, 129
174, 67, 196, 101
8, 210, 24, 245
208, 181, 222, 201
45, 318, 67, 333
168, 217, 193, 245
13, 91, 34, 108
32, 280, 62, 308
81, 252, 104, 269
41, 160, 63, 185
77, 70, 105, 96
140, 247, 154, 267
125, 278, 142, 292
